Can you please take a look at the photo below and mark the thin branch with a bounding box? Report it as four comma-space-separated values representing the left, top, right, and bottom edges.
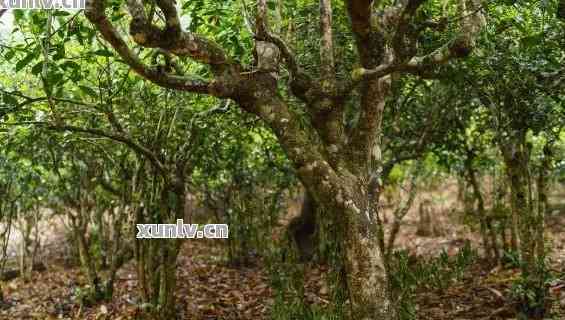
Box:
5, 121, 167, 176
0, 89, 96, 112
340, 63, 399, 96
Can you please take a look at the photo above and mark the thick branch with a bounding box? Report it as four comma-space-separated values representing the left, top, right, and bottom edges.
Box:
126, 0, 228, 65
346, 0, 374, 37
256, 0, 269, 37
236, 77, 339, 178
154, 0, 181, 35
392, 0, 427, 60
252, 4, 321, 104
344, 0, 392, 174
346, 0, 485, 90
403, 0, 485, 71
85, 0, 231, 97
263, 33, 300, 77
319, 0, 336, 93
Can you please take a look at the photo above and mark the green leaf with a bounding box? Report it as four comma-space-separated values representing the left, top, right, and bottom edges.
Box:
2, 94, 19, 106
521, 34, 542, 48
13, 10, 25, 23
47, 70, 64, 85
110, 13, 126, 21
267, 0, 276, 10
53, 44, 66, 60
79, 85, 98, 98
60, 60, 80, 70
31, 61, 44, 75
70, 71, 83, 82
92, 49, 114, 57
15, 50, 38, 72
52, 10, 71, 16
4, 50, 15, 61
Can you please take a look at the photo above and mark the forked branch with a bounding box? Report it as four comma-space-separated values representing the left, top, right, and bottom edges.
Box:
85, 0, 234, 97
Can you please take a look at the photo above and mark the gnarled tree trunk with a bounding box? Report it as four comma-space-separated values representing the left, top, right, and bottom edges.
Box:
85, 0, 485, 317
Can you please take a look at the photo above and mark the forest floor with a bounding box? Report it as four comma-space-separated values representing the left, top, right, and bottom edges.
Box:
0, 187, 564, 319
0, 232, 564, 320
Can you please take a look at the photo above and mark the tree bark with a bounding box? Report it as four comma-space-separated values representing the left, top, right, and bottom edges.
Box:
287, 192, 317, 261
416, 200, 433, 237
502, 139, 535, 275
464, 151, 499, 260
535, 143, 552, 264
343, 213, 393, 319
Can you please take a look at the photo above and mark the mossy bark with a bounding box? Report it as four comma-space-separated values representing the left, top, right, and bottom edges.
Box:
503, 140, 535, 275
341, 207, 394, 319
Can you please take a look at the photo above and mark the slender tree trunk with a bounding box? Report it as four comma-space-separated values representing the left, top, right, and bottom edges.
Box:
502, 136, 550, 319
465, 155, 499, 260
503, 140, 535, 275
71, 209, 100, 293
135, 174, 185, 319
535, 144, 551, 265
158, 243, 178, 319
506, 162, 520, 252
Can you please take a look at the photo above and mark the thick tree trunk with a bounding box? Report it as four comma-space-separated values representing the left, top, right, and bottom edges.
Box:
312, 180, 394, 319
342, 215, 393, 319
287, 157, 394, 319
84, 0, 486, 317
